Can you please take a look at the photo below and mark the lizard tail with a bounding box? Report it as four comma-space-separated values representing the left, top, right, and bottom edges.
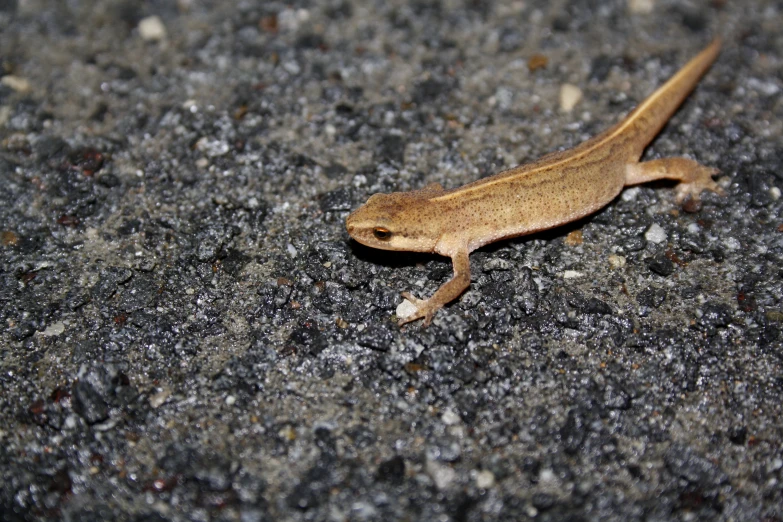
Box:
621, 38, 722, 159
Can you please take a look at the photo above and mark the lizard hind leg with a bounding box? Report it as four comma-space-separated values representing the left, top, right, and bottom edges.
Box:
625, 157, 725, 204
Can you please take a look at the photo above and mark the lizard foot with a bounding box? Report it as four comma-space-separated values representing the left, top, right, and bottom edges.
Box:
398, 292, 437, 326
675, 166, 725, 204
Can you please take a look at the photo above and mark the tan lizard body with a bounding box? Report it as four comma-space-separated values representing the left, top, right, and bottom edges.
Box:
346, 39, 724, 326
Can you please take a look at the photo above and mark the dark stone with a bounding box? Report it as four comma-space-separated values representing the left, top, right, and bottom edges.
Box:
326, 1, 353, 19
319, 187, 353, 212
680, 10, 707, 32
637, 287, 666, 308
356, 323, 394, 351
516, 267, 538, 315
313, 282, 352, 314
192, 453, 233, 491
116, 273, 158, 312
647, 254, 675, 276
413, 77, 452, 103
323, 163, 348, 179
0, 0, 18, 13
589, 55, 613, 82
72, 379, 109, 424
158, 444, 198, 475
371, 285, 399, 310
376, 134, 406, 164
531, 492, 555, 511
287, 458, 332, 510
561, 409, 587, 455
195, 224, 233, 262
117, 219, 142, 236
11, 322, 35, 340
710, 248, 725, 263
34, 135, 69, 160
603, 381, 631, 410
727, 426, 747, 445
287, 323, 328, 356
582, 297, 612, 315
376, 455, 405, 484
700, 302, 732, 330
255, 283, 288, 315
551, 15, 570, 31
622, 236, 645, 252
96, 173, 121, 187
314, 427, 337, 457
498, 26, 524, 52
747, 168, 772, 207
566, 291, 611, 315
296, 33, 325, 49
92, 267, 133, 301
221, 248, 251, 276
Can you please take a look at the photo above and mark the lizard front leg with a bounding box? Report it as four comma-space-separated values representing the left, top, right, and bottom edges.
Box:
399, 247, 471, 326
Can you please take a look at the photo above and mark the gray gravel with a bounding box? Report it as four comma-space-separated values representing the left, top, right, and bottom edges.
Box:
2, 1, 782, 521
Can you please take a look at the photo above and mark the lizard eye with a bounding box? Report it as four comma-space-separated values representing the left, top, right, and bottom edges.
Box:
373, 227, 392, 241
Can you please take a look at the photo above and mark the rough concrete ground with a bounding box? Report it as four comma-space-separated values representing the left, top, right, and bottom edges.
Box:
1, 0, 782, 520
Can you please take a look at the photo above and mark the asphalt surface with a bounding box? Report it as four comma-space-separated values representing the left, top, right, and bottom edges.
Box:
1, 1, 782, 521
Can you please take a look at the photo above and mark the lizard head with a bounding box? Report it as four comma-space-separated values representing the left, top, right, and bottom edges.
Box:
345, 187, 444, 253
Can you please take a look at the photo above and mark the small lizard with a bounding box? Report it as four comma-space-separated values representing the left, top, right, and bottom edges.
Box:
346, 39, 724, 326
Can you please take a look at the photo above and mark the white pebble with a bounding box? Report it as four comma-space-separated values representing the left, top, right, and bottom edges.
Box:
41, 321, 65, 336
475, 469, 495, 489
770, 186, 781, 201
149, 388, 171, 408
562, 270, 584, 279
1, 75, 31, 93
723, 237, 741, 251
645, 223, 667, 244
396, 299, 418, 320
559, 83, 583, 112
441, 409, 461, 426
138, 15, 167, 42
621, 187, 641, 202
426, 459, 456, 490
627, 0, 655, 14
608, 254, 626, 269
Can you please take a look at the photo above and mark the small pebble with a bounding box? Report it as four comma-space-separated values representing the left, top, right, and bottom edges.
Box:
396, 299, 418, 321
723, 237, 740, 251
426, 459, 456, 490
559, 84, 583, 112
138, 16, 167, 41
608, 254, 626, 268
565, 230, 583, 245
621, 187, 641, 202
1, 75, 31, 93
441, 409, 461, 426
628, 0, 655, 14
475, 469, 495, 489
527, 54, 548, 72
645, 223, 667, 244
149, 388, 172, 408
41, 322, 65, 336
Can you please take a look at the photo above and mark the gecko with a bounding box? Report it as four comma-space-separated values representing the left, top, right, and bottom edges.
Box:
346, 39, 724, 326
